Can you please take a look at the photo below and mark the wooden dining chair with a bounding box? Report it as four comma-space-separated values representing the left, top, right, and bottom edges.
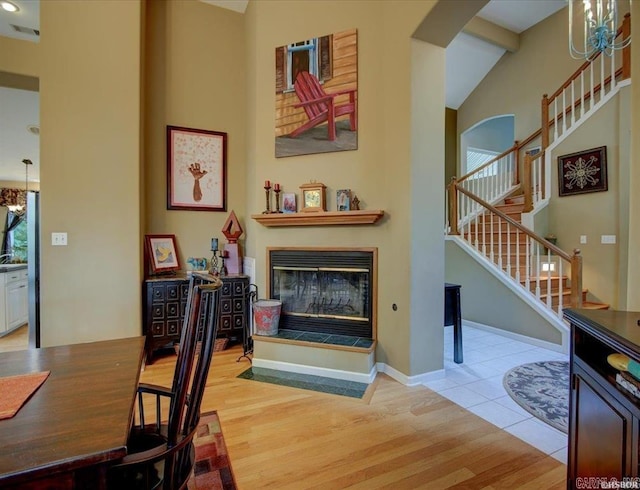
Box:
108, 272, 223, 490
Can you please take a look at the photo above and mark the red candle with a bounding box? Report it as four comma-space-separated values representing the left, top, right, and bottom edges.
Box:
264, 180, 271, 188
274, 183, 280, 191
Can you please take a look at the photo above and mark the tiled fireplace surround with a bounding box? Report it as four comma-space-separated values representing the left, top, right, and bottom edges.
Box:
266, 248, 376, 347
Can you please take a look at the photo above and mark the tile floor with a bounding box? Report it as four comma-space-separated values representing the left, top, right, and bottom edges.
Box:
425, 323, 569, 464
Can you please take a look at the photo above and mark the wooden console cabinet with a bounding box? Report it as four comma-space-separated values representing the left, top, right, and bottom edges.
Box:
143, 273, 249, 363
565, 308, 640, 488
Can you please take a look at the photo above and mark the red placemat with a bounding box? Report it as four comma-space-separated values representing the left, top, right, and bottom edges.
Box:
0, 371, 50, 420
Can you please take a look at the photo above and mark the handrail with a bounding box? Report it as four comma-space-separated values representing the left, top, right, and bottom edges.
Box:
545, 67, 623, 129
546, 19, 626, 102
458, 142, 518, 183
456, 186, 570, 261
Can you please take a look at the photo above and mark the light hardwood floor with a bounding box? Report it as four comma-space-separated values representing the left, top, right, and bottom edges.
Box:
0, 324, 28, 353
142, 345, 566, 489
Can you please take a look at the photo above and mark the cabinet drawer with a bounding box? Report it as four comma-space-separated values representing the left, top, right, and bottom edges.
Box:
5, 269, 28, 283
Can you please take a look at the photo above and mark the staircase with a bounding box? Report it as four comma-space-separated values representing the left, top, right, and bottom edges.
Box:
467, 194, 609, 311
446, 15, 629, 330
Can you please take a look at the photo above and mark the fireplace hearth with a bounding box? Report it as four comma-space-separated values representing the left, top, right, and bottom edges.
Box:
268, 248, 376, 339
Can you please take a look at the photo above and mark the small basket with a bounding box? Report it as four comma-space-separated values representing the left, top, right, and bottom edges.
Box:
174, 338, 228, 356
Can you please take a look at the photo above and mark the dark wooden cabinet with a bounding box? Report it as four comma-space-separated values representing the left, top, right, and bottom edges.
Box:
143, 273, 249, 363
565, 309, 640, 488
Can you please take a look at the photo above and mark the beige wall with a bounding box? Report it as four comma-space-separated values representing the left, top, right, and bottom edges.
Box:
446, 241, 562, 344
457, 8, 584, 143
628, 0, 640, 310
144, 0, 246, 264
244, 0, 455, 376
37, 0, 143, 346
547, 90, 627, 308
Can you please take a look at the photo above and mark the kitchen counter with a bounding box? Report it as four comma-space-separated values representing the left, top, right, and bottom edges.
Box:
0, 264, 27, 273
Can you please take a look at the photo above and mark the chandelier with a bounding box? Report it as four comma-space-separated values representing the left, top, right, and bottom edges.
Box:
7, 159, 32, 215
569, 0, 632, 60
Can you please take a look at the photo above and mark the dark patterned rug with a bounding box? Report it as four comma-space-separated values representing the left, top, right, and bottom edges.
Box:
503, 360, 569, 434
187, 410, 237, 490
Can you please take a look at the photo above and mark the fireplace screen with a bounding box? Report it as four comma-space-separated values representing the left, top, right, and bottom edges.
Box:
273, 267, 369, 321
268, 249, 375, 339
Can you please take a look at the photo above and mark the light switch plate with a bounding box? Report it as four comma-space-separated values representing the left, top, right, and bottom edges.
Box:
601, 235, 616, 244
580, 235, 587, 244
52, 232, 67, 246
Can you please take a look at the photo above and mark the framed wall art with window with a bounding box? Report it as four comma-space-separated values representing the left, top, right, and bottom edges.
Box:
274, 28, 358, 158
167, 126, 227, 211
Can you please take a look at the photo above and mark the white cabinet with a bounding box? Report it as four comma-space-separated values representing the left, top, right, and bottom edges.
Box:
0, 268, 28, 336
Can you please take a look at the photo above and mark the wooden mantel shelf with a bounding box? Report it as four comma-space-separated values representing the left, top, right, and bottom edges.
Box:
251, 210, 384, 227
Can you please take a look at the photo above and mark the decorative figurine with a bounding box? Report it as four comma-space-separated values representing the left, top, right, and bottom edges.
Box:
351, 194, 360, 210
221, 210, 244, 274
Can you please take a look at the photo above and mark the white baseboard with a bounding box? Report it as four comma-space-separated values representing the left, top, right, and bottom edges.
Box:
251, 358, 377, 384
376, 362, 445, 387
463, 319, 568, 354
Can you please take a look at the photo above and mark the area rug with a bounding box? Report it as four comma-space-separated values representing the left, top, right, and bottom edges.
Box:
503, 360, 569, 434
238, 366, 368, 399
187, 410, 237, 490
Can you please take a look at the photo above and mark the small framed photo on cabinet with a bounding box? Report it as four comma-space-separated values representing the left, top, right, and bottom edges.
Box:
282, 192, 297, 213
337, 189, 351, 211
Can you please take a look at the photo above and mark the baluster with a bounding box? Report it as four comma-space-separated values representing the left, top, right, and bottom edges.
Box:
580, 70, 585, 120
562, 88, 567, 135
481, 207, 487, 256
497, 217, 503, 269
515, 229, 521, 283
600, 54, 605, 105
524, 235, 530, 292
474, 209, 479, 252
610, 47, 616, 92
535, 241, 541, 302
506, 222, 511, 276
554, 98, 559, 141
546, 248, 553, 311
489, 213, 495, 263
571, 77, 576, 127
590, 62, 595, 112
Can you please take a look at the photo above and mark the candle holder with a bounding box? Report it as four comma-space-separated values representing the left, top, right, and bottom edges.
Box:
219, 251, 228, 276
209, 250, 219, 276
273, 188, 283, 213
262, 184, 272, 214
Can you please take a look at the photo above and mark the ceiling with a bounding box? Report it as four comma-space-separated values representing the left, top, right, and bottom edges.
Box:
0, 0, 566, 182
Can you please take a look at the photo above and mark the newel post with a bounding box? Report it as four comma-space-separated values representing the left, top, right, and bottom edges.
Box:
622, 13, 631, 80
514, 140, 520, 186
523, 154, 533, 213
571, 248, 583, 308
541, 94, 549, 150
448, 177, 459, 235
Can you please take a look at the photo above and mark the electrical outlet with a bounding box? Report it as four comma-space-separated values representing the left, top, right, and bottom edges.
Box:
601, 235, 616, 244
52, 232, 67, 246
580, 235, 587, 244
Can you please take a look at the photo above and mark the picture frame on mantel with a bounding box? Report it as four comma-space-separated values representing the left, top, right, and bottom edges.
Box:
167, 125, 227, 211
145, 234, 180, 275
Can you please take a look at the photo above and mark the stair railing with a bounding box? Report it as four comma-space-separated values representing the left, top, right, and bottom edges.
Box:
450, 185, 583, 315
541, 13, 630, 149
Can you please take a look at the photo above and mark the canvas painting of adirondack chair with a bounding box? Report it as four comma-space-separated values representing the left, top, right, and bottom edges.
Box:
275, 28, 358, 158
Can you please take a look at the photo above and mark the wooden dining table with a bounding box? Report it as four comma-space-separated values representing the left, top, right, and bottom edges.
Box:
0, 336, 145, 489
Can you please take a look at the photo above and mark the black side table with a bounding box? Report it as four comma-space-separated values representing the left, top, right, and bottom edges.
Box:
445, 283, 463, 364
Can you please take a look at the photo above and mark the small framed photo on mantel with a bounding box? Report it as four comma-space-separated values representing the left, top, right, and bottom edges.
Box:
282, 192, 297, 213
337, 189, 351, 211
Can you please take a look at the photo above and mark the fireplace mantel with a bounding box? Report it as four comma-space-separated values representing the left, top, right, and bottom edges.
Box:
251, 210, 384, 227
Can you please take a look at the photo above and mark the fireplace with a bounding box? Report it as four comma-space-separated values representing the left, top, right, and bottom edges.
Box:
268, 248, 376, 339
